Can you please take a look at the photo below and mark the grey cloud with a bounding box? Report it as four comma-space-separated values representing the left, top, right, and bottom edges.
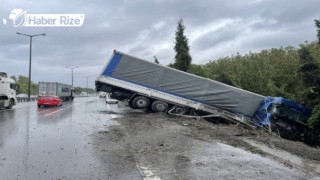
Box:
192, 25, 242, 51
1, 0, 319, 87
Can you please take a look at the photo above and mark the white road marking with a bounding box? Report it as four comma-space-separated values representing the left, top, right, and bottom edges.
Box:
44, 109, 63, 116
107, 102, 160, 180
136, 162, 161, 180
37, 108, 59, 115
110, 114, 117, 118
38, 103, 74, 116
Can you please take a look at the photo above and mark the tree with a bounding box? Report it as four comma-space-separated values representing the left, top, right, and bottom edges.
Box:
315, 18, 320, 44
298, 45, 320, 91
154, 56, 159, 64
173, 19, 192, 72
15, 75, 38, 95
74, 87, 96, 94
188, 64, 207, 77
308, 104, 320, 128
167, 63, 175, 68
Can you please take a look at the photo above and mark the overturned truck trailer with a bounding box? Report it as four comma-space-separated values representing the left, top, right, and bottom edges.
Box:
96, 50, 265, 127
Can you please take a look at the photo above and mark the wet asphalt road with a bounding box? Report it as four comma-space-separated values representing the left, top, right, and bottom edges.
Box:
0, 97, 317, 180
0, 97, 120, 180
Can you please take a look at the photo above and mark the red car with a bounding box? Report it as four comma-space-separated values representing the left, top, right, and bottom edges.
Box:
37, 95, 63, 107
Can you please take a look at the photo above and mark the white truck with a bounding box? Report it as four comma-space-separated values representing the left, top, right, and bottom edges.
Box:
0, 72, 18, 109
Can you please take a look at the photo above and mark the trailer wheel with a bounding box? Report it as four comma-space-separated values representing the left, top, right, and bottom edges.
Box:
132, 96, 150, 109
151, 101, 168, 112
5, 99, 14, 109
128, 100, 138, 109
171, 105, 188, 115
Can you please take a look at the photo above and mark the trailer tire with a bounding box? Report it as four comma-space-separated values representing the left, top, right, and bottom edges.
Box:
128, 100, 138, 109
171, 105, 188, 115
6, 99, 14, 109
151, 101, 168, 112
132, 96, 150, 109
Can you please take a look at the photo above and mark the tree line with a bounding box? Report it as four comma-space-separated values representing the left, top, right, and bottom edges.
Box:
10, 75, 38, 95
11, 75, 95, 95
169, 18, 320, 129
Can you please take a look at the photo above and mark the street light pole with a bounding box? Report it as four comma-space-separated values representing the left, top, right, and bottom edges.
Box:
17, 32, 46, 101
28, 36, 32, 101
82, 76, 90, 97
66, 66, 79, 98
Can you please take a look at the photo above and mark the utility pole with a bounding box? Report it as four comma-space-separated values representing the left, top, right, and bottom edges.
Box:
65, 66, 79, 88
66, 66, 79, 98
16, 32, 46, 101
82, 76, 92, 96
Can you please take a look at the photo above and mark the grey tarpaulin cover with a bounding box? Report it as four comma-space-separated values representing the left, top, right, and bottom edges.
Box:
102, 50, 265, 117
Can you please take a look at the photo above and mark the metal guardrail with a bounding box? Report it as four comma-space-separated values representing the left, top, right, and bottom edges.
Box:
17, 97, 38, 102
17, 95, 96, 102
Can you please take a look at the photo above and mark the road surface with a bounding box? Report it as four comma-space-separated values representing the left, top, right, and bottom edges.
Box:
0, 97, 319, 180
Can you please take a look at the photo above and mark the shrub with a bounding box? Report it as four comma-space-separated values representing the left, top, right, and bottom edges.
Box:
308, 103, 320, 128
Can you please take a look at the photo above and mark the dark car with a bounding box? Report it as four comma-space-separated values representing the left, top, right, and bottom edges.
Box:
37, 95, 62, 107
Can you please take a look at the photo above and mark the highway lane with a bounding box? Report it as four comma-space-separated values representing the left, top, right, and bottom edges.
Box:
0, 97, 125, 180
0, 97, 317, 180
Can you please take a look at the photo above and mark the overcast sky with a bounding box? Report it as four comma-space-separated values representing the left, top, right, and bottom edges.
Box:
1, 0, 319, 88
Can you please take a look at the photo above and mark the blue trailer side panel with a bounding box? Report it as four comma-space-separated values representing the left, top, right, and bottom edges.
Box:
103, 53, 123, 76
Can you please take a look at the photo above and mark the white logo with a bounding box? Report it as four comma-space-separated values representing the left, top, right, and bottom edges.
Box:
9, 9, 27, 27
4, 8, 85, 27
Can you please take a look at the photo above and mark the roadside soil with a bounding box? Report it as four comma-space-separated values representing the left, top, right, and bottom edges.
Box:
92, 107, 320, 179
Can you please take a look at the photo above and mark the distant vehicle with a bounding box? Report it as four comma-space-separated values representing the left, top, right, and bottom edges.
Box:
99, 91, 107, 98
0, 72, 18, 109
16, 93, 28, 98
37, 95, 62, 107
38, 82, 74, 101
80, 92, 88, 96
106, 93, 118, 104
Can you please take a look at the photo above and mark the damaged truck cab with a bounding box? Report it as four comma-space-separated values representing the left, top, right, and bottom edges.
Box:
254, 97, 311, 140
